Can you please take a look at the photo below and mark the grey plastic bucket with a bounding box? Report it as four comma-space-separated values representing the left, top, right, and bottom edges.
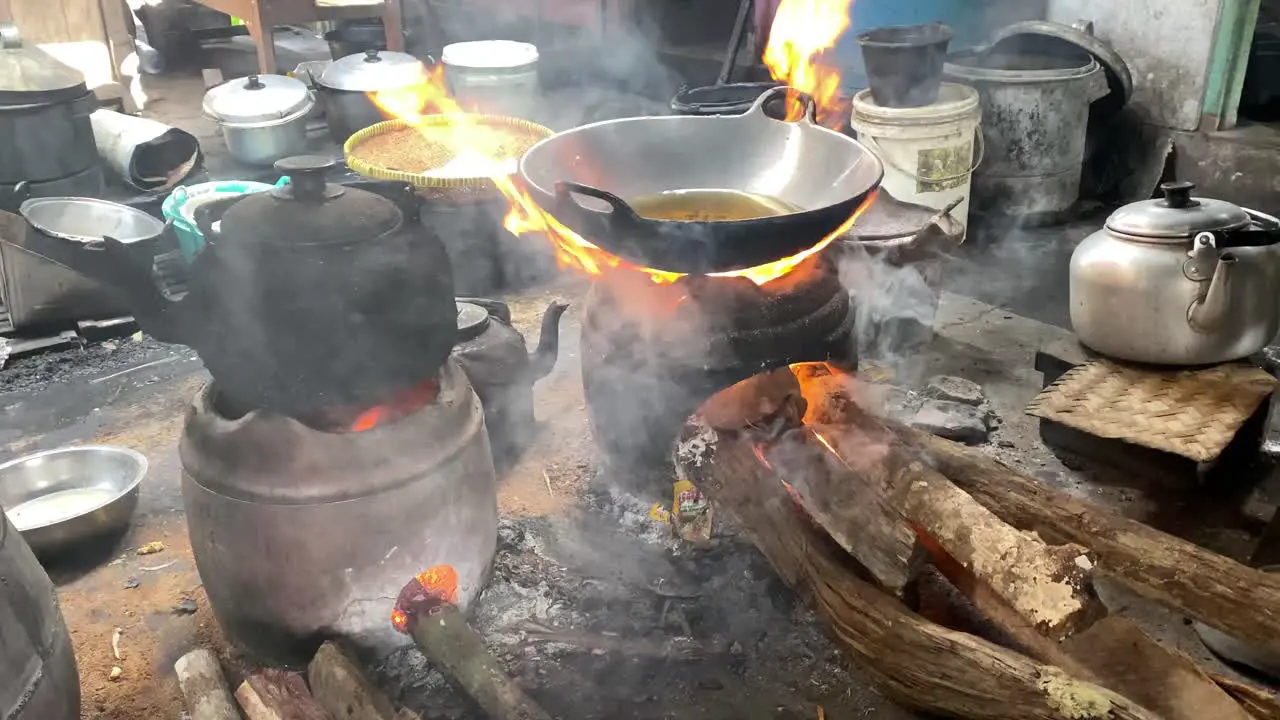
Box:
944, 46, 1108, 219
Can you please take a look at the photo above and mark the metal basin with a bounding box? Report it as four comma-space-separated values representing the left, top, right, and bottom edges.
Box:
0, 446, 147, 556
18, 196, 166, 245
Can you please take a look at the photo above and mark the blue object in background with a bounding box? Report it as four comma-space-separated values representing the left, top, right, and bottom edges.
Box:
834, 0, 988, 92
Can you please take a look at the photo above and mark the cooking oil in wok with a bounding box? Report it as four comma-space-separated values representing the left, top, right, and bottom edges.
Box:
629, 189, 801, 221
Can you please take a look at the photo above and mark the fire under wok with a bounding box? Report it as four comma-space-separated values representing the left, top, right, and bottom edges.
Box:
518, 86, 884, 274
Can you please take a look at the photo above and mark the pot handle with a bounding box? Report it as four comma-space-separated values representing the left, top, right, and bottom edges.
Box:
747, 85, 817, 124
554, 181, 641, 228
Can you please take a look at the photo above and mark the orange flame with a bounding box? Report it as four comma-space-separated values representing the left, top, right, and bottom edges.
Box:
367, 64, 867, 288
390, 564, 460, 634
762, 0, 853, 128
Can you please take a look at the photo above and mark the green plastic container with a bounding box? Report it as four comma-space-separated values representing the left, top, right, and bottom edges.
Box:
162, 179, 284, 262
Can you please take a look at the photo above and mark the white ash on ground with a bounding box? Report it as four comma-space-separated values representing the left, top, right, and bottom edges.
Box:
375, 481, 913, 720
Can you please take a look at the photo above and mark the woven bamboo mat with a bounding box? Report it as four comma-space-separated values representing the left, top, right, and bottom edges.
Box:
1027, 360, 1277, 463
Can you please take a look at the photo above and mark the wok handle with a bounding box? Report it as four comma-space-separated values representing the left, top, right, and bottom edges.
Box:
554, 181, 641, 226
748, 85, 818, 124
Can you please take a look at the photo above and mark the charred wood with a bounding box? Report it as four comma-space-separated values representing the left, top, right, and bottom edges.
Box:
674, 419, 1160, 720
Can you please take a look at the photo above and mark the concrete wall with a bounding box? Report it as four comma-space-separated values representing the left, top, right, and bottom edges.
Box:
1047, 0, 1223, 131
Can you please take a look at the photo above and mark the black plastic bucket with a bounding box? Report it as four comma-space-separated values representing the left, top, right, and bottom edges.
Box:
856, 22, 954, 108
669, 81, 786, 116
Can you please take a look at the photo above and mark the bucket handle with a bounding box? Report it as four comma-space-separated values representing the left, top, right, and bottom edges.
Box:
859, 128, 985, 186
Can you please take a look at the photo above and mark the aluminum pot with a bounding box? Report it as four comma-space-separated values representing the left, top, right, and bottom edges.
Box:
316, 49, 427, 143
1070, 181, 1280, 365
181, 358, 497, 666
203, 74, 314, 166
518, 85, 884, 274
0, 506, 80, 720
0, 40, 100, 184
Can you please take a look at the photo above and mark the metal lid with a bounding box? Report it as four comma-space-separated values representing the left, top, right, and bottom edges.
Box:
0, 45, 89, 105
318, 49, 426, 92
988, 20, 1133, 118
456, 301, 490, 340
202, 74, 312, 125
221, 156, 403, 247
441, 41, 539, 69
1106, 182, 1252, 240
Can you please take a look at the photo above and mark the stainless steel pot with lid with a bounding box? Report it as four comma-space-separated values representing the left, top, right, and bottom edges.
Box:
203, 74, 314, 165
1069, 181, 1280, 365
0, 33, 99, 183
316, 49, 427, 143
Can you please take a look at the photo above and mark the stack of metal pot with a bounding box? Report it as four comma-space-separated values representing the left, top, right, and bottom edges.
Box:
0, 27, 104, 211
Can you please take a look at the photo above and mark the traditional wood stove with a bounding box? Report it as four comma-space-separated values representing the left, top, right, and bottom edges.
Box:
579, 252, 855, 489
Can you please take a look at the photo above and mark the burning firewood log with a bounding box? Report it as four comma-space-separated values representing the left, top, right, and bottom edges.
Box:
801, 369, 1280, 660
674, 417, 1159, 719
308, 642, 398, 720
735, 367, 1256, 720
394, 569, 553, 720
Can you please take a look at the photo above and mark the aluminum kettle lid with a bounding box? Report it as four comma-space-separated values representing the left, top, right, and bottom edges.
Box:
456, 301, 490, 340
319, 49, 426, 92
1106, 182, 1252, 240
0, 45, 89, 104
202, 74, 312, 124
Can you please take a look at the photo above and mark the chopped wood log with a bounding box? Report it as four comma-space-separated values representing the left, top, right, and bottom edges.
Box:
395, 710, 424, 720
1211, 673, 1280, 720
765, 416, 1103, 639
235, 669, 332, 720
308, 641, 397, 720
399, 596, 552, 720
904, 423, 1280, 658
674, 419, 1160, 720
803, 372, 1280, 659
1063, 616, 1251, 720
174, 648, 241, 720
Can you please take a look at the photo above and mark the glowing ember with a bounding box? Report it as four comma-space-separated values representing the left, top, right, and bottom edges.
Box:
367, 62, 869, 288
391, 564, 460, 634
762, 0, 854, 128
348, 377, 440, 433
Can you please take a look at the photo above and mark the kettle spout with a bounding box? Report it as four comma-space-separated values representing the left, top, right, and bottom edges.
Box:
1186, 253, 1237, 334
528, 300, 570, 381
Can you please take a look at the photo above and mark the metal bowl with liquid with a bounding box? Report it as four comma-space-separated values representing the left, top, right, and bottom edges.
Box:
0, 446, 147, 556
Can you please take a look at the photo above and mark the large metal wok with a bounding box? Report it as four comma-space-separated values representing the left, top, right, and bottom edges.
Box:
519, 86, 884, 274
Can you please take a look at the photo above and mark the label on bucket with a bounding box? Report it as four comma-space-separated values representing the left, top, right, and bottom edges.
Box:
915, 141, 973, 194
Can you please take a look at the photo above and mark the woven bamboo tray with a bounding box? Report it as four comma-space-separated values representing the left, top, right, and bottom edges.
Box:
1027, 360, 1276, 463
343, 115, 552, 191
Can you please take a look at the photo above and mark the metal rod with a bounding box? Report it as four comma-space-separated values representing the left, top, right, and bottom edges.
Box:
717, 0, 754, 85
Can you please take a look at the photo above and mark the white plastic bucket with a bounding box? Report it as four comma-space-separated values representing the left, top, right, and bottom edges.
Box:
849, 82, 981, 237
442, 40, 539, 121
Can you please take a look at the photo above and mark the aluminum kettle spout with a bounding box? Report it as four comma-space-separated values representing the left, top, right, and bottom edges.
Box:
529, 300, 570, 381
1185, 233, 1237, 334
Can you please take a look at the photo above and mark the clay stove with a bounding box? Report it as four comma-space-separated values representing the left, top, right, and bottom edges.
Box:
580, 252, 855, 486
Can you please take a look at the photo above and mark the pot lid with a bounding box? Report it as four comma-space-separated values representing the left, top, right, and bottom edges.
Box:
220, 156, 402, 247
456, 301, 490, 340
319, 49, 426, 92
848, 191, 940, 241
441, 40, 539, 68
1106, 182, 1252, 239
988, 20, 1133, 119
203, 74, 311, 124
0, 45, 89, 105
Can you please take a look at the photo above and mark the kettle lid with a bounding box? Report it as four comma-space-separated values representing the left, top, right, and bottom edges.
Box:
456, 301, 490, 340
220, 156, 402, 246
1106, 181, 1252, 240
